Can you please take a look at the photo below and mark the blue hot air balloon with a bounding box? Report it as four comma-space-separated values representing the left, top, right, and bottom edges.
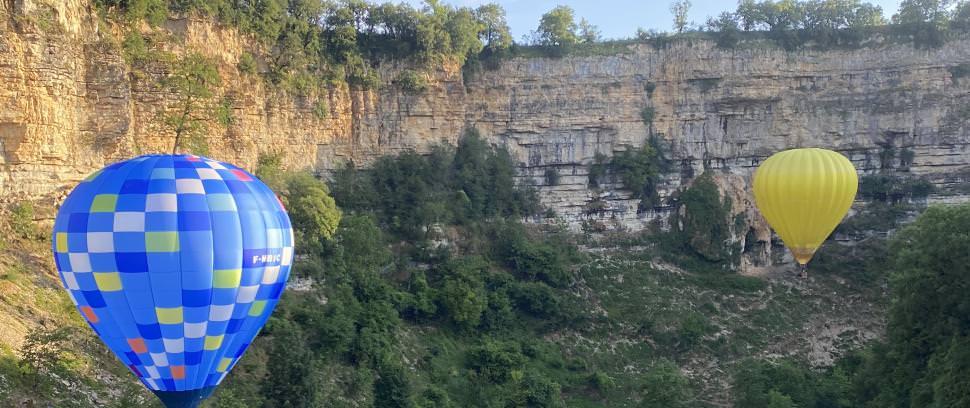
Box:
51, 154, 293, 408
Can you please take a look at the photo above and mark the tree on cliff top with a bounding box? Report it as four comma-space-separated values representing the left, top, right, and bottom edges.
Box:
161, 52, 220, 155
670, 0, 692, 33
476, 3, 512, 51
536, 5, 578, 46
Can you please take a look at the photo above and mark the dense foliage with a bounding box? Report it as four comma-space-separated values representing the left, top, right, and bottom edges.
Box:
94, 0, 513, 89
92, 0, 970, 99
730, 203, 970, 407
203, 128, 584, 407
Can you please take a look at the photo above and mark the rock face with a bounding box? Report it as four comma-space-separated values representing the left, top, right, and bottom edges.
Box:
3, 1, 970, 269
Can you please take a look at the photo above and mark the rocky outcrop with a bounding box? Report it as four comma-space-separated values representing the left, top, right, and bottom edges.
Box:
3, 1, 970, 270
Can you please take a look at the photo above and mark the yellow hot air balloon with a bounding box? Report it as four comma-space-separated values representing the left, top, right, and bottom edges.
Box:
752, 148, 858, 276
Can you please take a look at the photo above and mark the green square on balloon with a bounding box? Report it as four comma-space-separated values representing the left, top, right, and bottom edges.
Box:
90, 194, 118, 213
145, 232, 179, 252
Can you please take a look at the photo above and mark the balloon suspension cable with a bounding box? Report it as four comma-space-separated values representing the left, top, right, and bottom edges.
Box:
797, 263, 808, 279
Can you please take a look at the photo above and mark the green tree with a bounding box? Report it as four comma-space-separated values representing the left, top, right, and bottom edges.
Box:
736, 0, 765, 31
282, 172, 342, 252
892, 0, 953, 46
707, 11, 741, 48
261, 319, 321, 407
893, 0, 954, 25
732, 359, 818, 407
416, 0, 452, 60
640, 360, 690, 408
162, 52, 221, 155
953, 1, 970, 30
374, 359, 413, 408
466, 339, 526, 384
766, 390, 796, 408
676, 174, 734, 263
610, 144, 663, 204
438, 257, 488, 328
475, 3, 512, 50
578, 18, 600, 43
19, 326, 74, 387
509, 373, 563, 407
537, 5, 578, 46
862, 204, 970, 406
445, 7, 485, 62
670, 0, 692, 33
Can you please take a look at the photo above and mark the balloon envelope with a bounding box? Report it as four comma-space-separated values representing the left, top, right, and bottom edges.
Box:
51, 155, 293, 406
752, 148, 858, 265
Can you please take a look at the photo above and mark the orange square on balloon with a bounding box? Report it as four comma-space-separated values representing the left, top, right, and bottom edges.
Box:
80, 306, 99, 323
170, 365, 185, 379
127, 338, 147, 354
230, 169, 252, 181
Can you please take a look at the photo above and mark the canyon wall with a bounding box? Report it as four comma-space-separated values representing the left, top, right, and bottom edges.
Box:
3, 0, 970, 270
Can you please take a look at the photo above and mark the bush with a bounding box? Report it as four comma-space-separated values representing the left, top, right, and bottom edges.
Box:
589, 371, 616, 393
237, 52, 257, 74
588, 152, 609, 188
313, 100, 329, 120
950, 63, 970, 80
611, 144, 663, 203
438, 257, 488, 328
677, 312, 713, 348
395, 70, 429, 94
859, 174, 935, 203
544, 168, 560, 186
641, 360, 690, 408
492, 222, 577, 287
675, 174, 735, 263
216, 96, 236, 127
510, 282, 562, 318
9, 202, 36, 240
19, 326, 74, 377
466, 339, 526, 384
640, 107, 656, 125
280, 172, 342, 253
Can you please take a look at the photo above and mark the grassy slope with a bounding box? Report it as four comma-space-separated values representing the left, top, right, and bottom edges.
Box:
0, 211, 886, 407
0, 215, 159, 407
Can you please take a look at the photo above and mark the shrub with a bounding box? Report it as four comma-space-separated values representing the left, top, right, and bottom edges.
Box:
610, 144, 663, 203
438, 257, 488, 328
313, 100, 329, 120
950, 63, 970, 80
640, 107, 656, 125
466, 339, 526, 384
215, 96, 236, 127
395, 70, 429, 94
588, 152, 609, 188
9, 202, 37, 240
510, 282, 562, 318
675, 174, 735, 263
280, 172, 342, 253
237, 52, 257, 74
544, 168, 560, 186
589, 371, 616, 393
859, 174, 935, 202
641, 360, 690, 408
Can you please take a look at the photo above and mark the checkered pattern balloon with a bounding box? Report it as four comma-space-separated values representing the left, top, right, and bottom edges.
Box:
51, 155, 293, 399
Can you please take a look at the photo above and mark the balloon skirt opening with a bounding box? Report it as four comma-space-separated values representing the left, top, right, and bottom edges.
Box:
152, 386, 216, 408
790, 247, 816, 265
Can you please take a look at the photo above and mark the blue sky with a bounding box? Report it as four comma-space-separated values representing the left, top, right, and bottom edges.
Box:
401, 0, 906, 40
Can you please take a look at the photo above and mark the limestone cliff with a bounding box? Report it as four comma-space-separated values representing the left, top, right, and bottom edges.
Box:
3, 0, 970, 271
